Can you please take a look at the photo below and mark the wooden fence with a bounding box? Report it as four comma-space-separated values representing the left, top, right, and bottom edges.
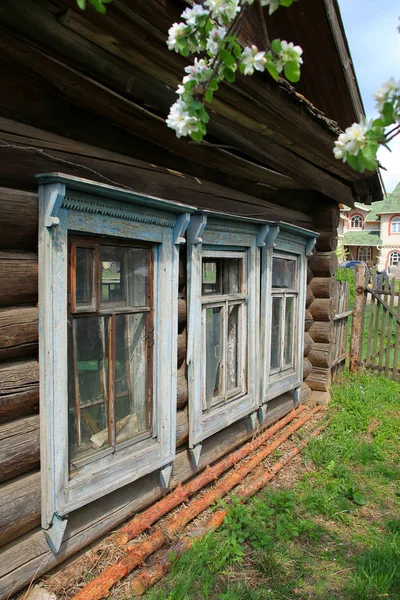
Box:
331, 280, 351, 376
350, 264, 400, 380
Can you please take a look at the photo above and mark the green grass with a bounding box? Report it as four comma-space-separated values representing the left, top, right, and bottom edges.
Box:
143, 373, 400, 600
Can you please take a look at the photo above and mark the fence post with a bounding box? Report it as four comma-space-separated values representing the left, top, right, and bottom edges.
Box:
349, 264, 366, 373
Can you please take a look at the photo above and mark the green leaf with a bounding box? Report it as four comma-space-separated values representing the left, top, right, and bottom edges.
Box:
231, 41, 242, 59
205, 89, 213, 103
199, 106, 210, 123
359, 153, 378, 172
76, 0, 86, 8
191, 130, 203, 143
266, 62, 279, 81
280, 0, 294, 6
346, 153, 364, 172
381, 102, 396, 126
223, 67, 235, 83
361, 141, 378, 162
220, 49, 236, 68
209, 78, 219, 91
284, 61, 300, 83
88, 0, 107, 13
190, 101, 203, 110
271, 39, 282, 54
352, 492, 367, 506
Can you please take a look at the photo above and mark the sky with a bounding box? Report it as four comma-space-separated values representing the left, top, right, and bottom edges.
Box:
338, 0, 400, 193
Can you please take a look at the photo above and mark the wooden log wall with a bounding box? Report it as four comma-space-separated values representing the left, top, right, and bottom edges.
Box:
305, 202, 340, 397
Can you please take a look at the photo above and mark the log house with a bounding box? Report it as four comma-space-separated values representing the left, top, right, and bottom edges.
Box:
0, 0, 381, 596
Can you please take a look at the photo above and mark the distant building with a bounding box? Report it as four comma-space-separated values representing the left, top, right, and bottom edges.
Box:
339, 182, 400, 277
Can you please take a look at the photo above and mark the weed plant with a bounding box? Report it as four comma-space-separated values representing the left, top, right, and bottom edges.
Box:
145, 372, 400, 600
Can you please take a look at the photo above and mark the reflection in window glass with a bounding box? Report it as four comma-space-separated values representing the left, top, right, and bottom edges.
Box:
69, 316, 109, 461
76, 247, 94, 308
270, 297, 282, 370
227, 304, 239, 392
115, 313, 148, 444
205, 307, 223, 407
272, 257, 295, 289
69, 239, 152, 469
202, 258, 241, 295
100, 246, 149, 308
284, 297, 294, 366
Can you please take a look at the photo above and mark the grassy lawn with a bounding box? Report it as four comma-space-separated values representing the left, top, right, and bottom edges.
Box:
144, 373, 400, 600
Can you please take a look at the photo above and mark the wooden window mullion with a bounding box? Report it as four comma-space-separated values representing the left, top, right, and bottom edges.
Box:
108, 313, 116, 449
72, 319, 81, 447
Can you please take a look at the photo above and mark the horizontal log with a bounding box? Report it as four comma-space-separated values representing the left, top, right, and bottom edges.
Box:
0, 252, 38, 306
300, 382, 312, 404
310, 277, 338, 299
314, 202, 340, 230
0, 414, 39, 483
302, 357, 312, 380
303, 332, 314, 357
305, 286, 315, 308
308, 298, 335, 322
0, 188, 38, 250
305, 366, 331, 392
308, 321, 334, 344
308, 252, 338, 278
176, 408, 188, 448
0, 305, 38, 362
315, 229, 338, 252
177, 329, 186, 368
0, 471, 40, 548
177, 363, 188, 410
0, 391, 295, 599
310, 390, 331, 406
304, 309, 314, 332
307, 343, 332, 368
0, 359, 39, 424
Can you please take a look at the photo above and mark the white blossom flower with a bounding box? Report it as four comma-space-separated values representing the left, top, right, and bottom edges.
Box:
206, 26, 226, 55
333, 121, 372, 162
260, 0, 280, 15
373, 78, 400, 114
240, 45, 266, 76
166, 99, 199, 138
183, 57, 212, 83
280, 41, 303, 64
204, 0, 240, 24
167, 22, 187, 52
182, 3, 209, 26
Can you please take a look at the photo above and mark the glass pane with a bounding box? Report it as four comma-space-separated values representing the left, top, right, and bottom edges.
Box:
115, 313, 149, 444
270, 297, 282, 370
69, 316, 109, 462
272, 257, 296, 289
100, 246, 150, 308
202, 258, 241, 295
205, 307, 223, 408
227, 304, 239, 392
76, 247, 94, 308
284, 297, 295, 366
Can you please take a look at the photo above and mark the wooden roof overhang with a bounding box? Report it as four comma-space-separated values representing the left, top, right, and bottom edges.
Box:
0, 0, 382, 210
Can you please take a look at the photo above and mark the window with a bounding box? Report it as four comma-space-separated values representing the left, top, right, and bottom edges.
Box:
187, 213, 263, 451
202, 252, 247, 409
389, 251, 400, 267
270, 254, 298, 374
358, 246, 371, 263
350, 215, 363, 228
391, 217, 400, 233
260, 225, 316, 405
68, 238, 153, 467
38, 173, 193, 550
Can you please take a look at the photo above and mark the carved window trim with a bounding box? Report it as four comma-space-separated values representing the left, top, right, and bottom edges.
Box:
38, 173, 193, 551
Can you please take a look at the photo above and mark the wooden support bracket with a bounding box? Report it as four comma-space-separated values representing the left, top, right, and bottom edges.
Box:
248, 411, 258, 430
44, 513, 68, 554
187, 214, 207, 244
306, 237, 317, 256
173, 213, 190, 245
190, 443, 202, 467
293, 386, 301, 407
265, 225, 280, 248
258, 404, 268, 422
43, 190, 65, 228
256, 224, 270, 247
160, 463, 173, 490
